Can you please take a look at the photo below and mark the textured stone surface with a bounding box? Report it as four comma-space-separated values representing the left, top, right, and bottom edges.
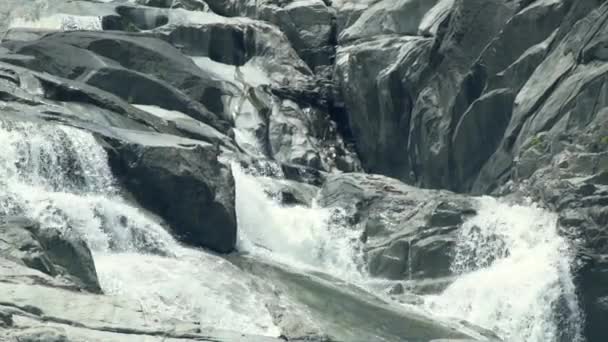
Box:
318, 173, 476, 280
2, 0, 608, 340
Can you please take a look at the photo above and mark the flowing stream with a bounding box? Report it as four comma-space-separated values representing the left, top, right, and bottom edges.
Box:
0, 117, 584, 341
232, 166, 585, 342
0, 2, 586, 341
424, 199, 584, 342
0, 120, 280, 336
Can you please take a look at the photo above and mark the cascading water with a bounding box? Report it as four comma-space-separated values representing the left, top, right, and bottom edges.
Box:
233, 164, 366, 282
232, 168, 584, 342
0, 119, 583, 341
424, 197, 584, 342
0, 120, 174, 253
0, 119, 279, 336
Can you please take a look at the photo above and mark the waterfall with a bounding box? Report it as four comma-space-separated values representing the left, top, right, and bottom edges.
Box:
424, 197, 584, 342
0, 118, 583, 341
232, 167, 584, 341
233, 165, 366, 282
0, 120, 175, 254
0, 119, 279, 336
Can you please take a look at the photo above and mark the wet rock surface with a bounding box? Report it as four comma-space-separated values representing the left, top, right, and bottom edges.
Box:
0, 217, 101, 293
0, 0, 607, 341
318, 173, 476, 281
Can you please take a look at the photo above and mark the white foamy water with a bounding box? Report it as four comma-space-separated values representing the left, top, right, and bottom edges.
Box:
424, 197, 583, 342
233, 164, 366, 281
0, 118, 584, 341
95, 249, 280, 336
9, 13, 102, 31
0, 120, 174, 254
0, 119, 279, 336
233, 164, 584, 341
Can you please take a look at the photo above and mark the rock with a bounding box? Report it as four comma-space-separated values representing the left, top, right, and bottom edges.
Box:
0, 258, 283, 342
318, 173, 476, 280
418, 0, 455, 36
231, 255, 480, 341
2, 31, 231, 131
268, 98, 358, 172
204, 0, 335, 70
6, 327, 70, 342
388, 283, 405, 295
331, 0, 378, 34
451, 89, 514, 192
257, 0, 336, 70
36, 228, 101, 294
0, 217, 101, 293
103, 132, 237, 253
136, 0, 209, 11
339, 0, 440, 42
335, 35, 433, 181
0, 61, 178, 136
0, 308, 12, 327
256, 177, 320, 206
280, 162, 328, 186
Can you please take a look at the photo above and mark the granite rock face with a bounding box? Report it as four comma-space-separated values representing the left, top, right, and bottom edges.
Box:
318, 173, 477, 282
0, 217, 101, 293
1, 0, 608, 341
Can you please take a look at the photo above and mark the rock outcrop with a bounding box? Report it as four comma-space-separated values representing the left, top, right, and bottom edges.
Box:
104, 134, 237, 253
319, 173, 476, 282
1, 0, 608, 340
0, 217, 101, 293
330, 1, 608, 339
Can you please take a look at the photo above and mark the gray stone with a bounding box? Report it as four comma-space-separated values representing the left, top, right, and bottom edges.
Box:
0, 217, 101, 293
103, 133, 237, 253
339, 0, 440, 42
318, 173, 476, 280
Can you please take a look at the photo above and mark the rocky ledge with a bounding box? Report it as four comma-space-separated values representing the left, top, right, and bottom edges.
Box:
0, 0, 607, 341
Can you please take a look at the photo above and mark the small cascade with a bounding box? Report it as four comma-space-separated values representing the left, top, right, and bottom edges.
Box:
424, 197, 584, 342
233, 164, 366, 282
232, 166, 585, 341
0, 120, 173, 254
0, 119, 279, 336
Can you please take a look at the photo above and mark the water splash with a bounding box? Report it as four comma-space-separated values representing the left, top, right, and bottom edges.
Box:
0, 119, 280, 336
233, 164, 366, 282
9, 13, 102, 31
0, 120, 174, 254
424, 197, 584, 342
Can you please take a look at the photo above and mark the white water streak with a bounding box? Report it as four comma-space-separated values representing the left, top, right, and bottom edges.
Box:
424, 197, 583, 342
233, 164, 584, 341
0, 120, 279, 336
233, 164, 366, 282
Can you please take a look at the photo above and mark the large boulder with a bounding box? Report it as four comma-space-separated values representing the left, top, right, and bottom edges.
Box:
318, 173, 476, 281
0, 217, 101, 293
2, 30, 232, 131
334, 35, 433, 180
102, 131, 237, 253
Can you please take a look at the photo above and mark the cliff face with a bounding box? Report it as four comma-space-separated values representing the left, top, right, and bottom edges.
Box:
331, 1, 608, 340
0, 0, 607, 341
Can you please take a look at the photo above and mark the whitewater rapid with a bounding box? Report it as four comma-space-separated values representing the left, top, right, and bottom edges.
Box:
233, 165, 366, 282
0, 120, 280, 336
232, 166, 585, 342
424, 198, 584, 342
0, 117, 584, 341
